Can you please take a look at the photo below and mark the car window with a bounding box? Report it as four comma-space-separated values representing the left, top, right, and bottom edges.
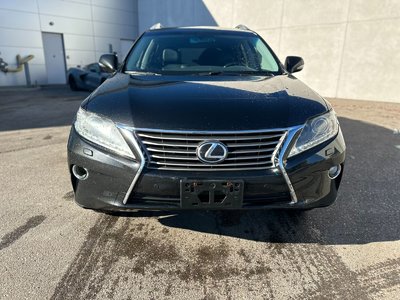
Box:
124, 31, 280, 75
254, 39, 279, 71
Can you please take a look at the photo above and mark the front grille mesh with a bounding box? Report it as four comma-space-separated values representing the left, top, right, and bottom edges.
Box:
135, 129, 286, 171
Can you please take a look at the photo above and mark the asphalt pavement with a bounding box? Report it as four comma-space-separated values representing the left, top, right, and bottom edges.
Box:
0, 86, 399, 299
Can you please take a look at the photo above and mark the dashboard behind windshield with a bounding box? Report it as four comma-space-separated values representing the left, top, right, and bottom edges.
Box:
124, 30, 281, 75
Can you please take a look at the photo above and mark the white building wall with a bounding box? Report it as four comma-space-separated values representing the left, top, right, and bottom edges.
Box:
138, 0, 400, 103
0, 0, 138, 86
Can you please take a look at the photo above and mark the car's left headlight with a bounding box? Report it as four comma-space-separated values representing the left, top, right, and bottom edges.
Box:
288, 110, 339, 157
74, 107, 135, 159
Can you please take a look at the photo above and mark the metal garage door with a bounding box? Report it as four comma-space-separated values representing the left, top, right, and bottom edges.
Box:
42, 32, 67, 84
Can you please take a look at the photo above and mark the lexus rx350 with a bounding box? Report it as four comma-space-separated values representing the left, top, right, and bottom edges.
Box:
67, 25, 346, 211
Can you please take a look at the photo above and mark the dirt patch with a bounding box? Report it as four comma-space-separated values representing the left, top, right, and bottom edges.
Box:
120, 235, 181, 275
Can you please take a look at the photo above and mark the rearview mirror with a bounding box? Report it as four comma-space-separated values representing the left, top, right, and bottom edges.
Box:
284, 56, 304, 73
99, 54, 118, 73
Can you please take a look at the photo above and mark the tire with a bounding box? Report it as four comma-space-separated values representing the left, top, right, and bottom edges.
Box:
69, 76, 79, 91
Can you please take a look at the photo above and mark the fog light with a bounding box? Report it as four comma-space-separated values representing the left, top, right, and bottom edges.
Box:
328, 165, 341, 179
72, 165, 89, 180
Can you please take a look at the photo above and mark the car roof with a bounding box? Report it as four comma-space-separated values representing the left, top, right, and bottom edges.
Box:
145, 26, 257, 35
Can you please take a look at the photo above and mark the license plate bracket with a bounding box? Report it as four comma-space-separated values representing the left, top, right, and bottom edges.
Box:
180, 179, 244, 209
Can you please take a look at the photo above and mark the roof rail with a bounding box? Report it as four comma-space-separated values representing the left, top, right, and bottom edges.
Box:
235, 24, 251, 31
150, 23, 163, 30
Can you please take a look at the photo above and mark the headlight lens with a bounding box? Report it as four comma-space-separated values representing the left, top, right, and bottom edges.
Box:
74, 107, 135, 159
288, 110, 339, 157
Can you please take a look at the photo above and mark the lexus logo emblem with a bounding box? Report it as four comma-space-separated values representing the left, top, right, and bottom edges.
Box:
196, 141, 228, 164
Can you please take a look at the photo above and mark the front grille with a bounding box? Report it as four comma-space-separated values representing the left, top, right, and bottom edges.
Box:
135, 129, 287, 171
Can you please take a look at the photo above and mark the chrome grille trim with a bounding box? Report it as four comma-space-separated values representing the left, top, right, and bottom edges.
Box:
231, 148, 275, 154
225, 141, 278, 147
146, 147, 196, 154
151, 154, 199, 160
150, 154, 272, 161
132, 127, 290, 134
226, 154, 272, 160
147, 147, 275, 155
151, 160, 274, 167
134, 128, 287, 171
116, 124, 304, 205
142, 140, 199, 147
276, 125, 304, 204
140, 140, 279, 148
148, 166, 272, 172
137, 133, 283, 141
118, 127, 146, 205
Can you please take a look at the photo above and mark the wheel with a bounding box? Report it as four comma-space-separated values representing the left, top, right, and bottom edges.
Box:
69, 76, 79, 91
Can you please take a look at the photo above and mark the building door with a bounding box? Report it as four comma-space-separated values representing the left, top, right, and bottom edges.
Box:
120, 39, 135, 59
42, 32, 66, 84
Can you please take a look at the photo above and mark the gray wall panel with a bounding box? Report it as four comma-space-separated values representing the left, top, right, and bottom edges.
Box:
196, 0, 228, 27
232, 0, 283, 29
0, 0, 38, 13
337, 18, 400, 102
348, 0, 400, 21
37, 0, 92, 20
63, 34, 95, 51
282, 0, 350, 27
92, 21, 136, 39
0, 28, 43, 48
39, 15, 94, 35
0, 10, 41, 31
92, 6, 137, 26
92, 0, 136, 12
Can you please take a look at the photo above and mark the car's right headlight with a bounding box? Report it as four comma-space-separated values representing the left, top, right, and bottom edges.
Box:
288, 110, 339, 157
74, 107, 135, 159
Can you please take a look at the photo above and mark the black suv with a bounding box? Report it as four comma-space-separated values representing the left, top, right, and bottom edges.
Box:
67, 26, 346, 211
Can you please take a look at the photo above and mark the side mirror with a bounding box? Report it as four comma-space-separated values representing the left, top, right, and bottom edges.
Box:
99, 54, 118, 73
284, 56, 304, 73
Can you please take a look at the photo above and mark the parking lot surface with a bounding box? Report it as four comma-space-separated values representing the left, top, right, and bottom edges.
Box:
0, 87, 399, 299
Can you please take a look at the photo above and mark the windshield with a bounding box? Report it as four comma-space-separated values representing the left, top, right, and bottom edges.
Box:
124, 30, 281, 75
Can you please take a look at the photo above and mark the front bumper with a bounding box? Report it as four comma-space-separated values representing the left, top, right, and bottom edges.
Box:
67, 127, 346, 211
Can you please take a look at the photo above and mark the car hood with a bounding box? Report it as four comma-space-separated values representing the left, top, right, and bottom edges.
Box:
84, 73, 328, 131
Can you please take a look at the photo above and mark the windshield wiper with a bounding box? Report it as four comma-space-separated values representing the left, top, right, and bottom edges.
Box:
195, 71, 275, 76
195, 71, 245, 76
125, 70, 162, 76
